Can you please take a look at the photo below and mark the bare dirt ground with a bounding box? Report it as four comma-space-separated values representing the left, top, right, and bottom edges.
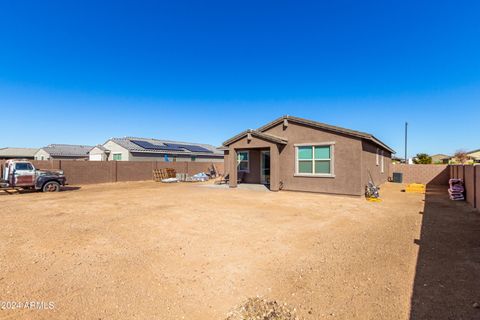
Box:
0, 181, 478, 319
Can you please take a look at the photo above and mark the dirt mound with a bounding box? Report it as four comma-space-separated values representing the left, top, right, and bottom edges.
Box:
226, 297, 299, 320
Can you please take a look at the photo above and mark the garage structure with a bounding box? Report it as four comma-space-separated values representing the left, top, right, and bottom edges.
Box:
222, 115, 394, 196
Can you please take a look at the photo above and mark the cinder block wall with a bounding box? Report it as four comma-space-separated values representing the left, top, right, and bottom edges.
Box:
0, 160, 224, 185
391, 164, 449, 185
450, 165, 479, 211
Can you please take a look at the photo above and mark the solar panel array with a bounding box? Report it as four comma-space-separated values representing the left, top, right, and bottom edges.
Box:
131, 140, 213, 153
165, 143, 213, 153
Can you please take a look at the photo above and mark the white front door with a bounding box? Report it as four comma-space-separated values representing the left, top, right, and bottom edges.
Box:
260, 150, 270, 184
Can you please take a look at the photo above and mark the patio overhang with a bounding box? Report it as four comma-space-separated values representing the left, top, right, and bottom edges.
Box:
222, 129, 288, 147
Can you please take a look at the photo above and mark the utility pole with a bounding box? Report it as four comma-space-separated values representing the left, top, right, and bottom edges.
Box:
405, 122, 408, 164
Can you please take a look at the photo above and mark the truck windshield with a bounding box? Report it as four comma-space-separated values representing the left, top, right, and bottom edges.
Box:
15, 163, 34, 171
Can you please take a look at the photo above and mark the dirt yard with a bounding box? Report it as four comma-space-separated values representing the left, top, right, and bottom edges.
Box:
0, 181, 478, 319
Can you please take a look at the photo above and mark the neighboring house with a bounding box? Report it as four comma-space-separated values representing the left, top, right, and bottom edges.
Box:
89, 137, 223, 162
448, 149, 480, 164
222, 115, 394, 196
0, 147, 38, 160
431, 154, 451, 164
34, 144, 93, 160
466, 149, 480, 163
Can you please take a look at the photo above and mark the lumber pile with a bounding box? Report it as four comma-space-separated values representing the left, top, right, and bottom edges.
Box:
448, 178, 465, 201
153, 168, 176, 182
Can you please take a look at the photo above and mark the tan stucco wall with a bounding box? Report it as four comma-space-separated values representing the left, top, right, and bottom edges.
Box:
34, 149, 51, 160
129, 153, 223, 162
89, 147, 108, 161
103, 141, 131, 161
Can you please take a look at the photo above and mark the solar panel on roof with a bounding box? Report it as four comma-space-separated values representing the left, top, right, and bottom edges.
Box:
165, 143, 213, 153
131, 140, 183, 151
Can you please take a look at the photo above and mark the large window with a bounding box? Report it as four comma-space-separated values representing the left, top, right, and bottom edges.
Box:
237, 151, 249, 172
295, 143, 334, 176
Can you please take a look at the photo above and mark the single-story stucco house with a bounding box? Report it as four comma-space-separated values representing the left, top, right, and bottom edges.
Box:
0, 147, 38, 160
89, 137, 223, 162
222, 115, 395, 196
34, 144, 93, 160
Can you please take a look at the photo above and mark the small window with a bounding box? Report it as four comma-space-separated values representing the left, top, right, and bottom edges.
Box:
191, 156, 196, 162
15, 163, 34, 171
112, 153, 122, 161
295, 144, 334, 176
237, 151, 249, 172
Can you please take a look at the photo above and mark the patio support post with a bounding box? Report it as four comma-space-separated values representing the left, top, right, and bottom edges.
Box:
270, 145, 280, 191
229, 147, 238, 188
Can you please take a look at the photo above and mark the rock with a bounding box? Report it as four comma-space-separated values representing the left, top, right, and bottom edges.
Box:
473, 302, 480, 309
226, 297, 299, 320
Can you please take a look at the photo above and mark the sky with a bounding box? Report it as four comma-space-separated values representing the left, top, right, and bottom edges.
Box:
0, 0, 479, 157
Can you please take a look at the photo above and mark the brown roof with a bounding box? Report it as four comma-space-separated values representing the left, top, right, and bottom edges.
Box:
256, 115, 395, 153
222, 129, 288, 146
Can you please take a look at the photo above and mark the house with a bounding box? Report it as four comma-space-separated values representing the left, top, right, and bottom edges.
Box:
222, 115, 394, 196
447, 149, 480, 164
466, 149, 480, 163
0, 147, 38, 160
89, 137, 223, 162
34, 144, 93, 160
431, 154, 451, 164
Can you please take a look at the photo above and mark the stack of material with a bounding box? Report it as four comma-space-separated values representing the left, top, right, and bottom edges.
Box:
153, 168, 176, 182
185, 172, 209, 182
448, 179, 465, 201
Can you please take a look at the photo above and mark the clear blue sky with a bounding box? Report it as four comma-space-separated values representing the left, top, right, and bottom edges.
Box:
0, 0, 479, 157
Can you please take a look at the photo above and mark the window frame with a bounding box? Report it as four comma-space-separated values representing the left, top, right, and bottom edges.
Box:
380, 150, 384, 173
294, 142, 335, 178
15, 163, 34, 171
237, 150, 250, 172
112, 153, 122, 161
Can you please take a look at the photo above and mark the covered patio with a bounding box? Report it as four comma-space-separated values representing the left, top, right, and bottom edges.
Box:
223, 130, 287, 191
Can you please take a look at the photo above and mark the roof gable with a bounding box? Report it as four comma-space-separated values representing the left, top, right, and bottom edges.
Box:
222, 130, 288, 146
257, 115, 395, 153
42, 144, 93, 157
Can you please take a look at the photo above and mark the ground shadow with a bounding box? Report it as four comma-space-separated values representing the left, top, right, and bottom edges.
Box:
410, 185, 480, 319
0, 186, 81, 196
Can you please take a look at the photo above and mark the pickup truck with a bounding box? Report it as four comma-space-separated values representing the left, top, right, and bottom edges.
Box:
0, 159, 66, 192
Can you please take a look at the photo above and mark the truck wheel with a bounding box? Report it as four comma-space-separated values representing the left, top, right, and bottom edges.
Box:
42, 181, 60, 192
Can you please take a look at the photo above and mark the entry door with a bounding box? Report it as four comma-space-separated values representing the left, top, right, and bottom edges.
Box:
13, 162, 36, 187
260, 150, 270, 184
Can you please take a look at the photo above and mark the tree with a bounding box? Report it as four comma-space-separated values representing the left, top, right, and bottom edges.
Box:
453, 150, 469, 164
414, 153, 432, 164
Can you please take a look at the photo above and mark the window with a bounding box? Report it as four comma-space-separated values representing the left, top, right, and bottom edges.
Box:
295, 143, 334, 176
381, 150, 384, 173
112, 153, 122, 161
376, 148, 380, 166
191, 156, 196, 162
237, 151, 249, 172
15, 163, 34, 171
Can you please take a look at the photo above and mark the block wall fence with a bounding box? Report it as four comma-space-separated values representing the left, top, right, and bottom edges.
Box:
390, 164, 450, 185
450, 164, 479, 211
0, 160, 224, 185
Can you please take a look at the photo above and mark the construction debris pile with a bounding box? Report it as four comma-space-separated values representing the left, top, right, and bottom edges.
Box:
226, 297, 299, 320
153, 165, 219, 183
448, 178, 465, 201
